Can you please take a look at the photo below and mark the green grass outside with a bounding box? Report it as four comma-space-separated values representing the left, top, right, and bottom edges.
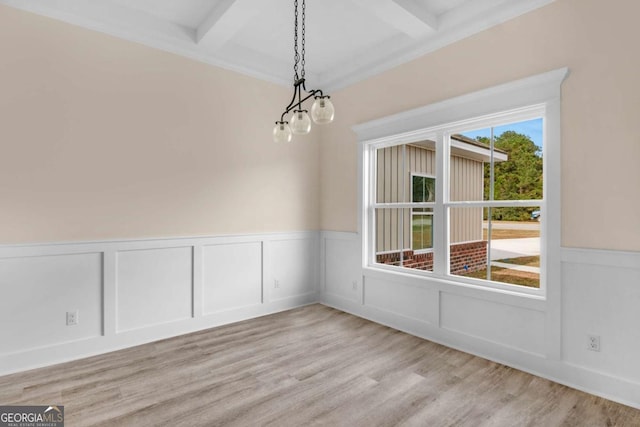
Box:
412, 216, 433, 251
459, 267, 539, 288
483, 229, 540, 240
408, 216, 540, 287
495, 255, 540, 268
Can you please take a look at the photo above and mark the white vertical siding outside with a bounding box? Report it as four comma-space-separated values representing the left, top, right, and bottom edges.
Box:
450, 156, 483, 244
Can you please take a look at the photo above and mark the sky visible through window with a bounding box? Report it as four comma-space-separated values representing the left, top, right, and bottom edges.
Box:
461, 118, 543, 148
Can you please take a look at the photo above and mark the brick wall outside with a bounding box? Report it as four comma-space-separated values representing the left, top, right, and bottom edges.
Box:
449, 241, 488, 274
376, 240, 487, 274
377, 250, 434, 271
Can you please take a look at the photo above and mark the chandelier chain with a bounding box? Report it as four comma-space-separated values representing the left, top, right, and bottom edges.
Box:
301, 0, 306, 78
293, 0, 299, 79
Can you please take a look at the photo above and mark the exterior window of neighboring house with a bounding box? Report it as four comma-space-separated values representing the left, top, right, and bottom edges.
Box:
357, 68, 567, 297
412, 174, 435, 252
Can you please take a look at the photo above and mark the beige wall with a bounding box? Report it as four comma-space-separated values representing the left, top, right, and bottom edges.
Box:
2, 0, 639, 251
321, 0, 640, 252
0, 6, 320, 244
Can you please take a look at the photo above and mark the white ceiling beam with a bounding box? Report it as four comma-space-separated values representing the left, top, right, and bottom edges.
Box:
392, 0, 439, 31
352, 0, 436, 39
195, 0, 236, 43
196, 0, 267, 49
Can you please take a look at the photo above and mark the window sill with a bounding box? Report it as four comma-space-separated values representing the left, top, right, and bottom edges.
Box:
413, 248, 434, 255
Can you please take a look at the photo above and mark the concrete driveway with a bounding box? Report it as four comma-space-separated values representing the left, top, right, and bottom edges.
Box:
489, 237, 540, 260
483, 221, 540, 231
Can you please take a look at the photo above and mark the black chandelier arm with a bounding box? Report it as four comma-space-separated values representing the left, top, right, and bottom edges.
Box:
279, 90, 323, 122
299, 77, 326, 98
278, 78, 324, 122
280, 84, 300, 122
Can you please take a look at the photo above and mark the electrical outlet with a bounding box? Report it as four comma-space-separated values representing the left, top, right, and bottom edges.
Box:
274, 279, 280, 289
587, 334, 600, 352
352, 281, 358, 291
66, 310, 79, 326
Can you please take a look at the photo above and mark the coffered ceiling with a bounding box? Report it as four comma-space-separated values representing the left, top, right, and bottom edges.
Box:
0, 0, 555, 90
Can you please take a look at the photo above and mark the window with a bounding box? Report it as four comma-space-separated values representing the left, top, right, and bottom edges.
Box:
370, 117, 543, 288
374, 143, 436, 271
356, 68, 567, 296
448, 119, 543, 289
412, 174, 435, 252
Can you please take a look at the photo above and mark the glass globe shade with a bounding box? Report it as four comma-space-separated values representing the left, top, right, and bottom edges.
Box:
273, 121, 292, 143
311, 96, 335, 124
290, 110, 311, 134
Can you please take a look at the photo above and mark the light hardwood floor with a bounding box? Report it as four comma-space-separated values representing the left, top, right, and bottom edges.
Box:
1, 304, 639, 426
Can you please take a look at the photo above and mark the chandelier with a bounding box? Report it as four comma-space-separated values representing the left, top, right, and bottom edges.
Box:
273, 0, 335, 143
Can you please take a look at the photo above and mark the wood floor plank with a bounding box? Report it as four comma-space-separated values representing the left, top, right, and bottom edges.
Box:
1, 304, 638, 426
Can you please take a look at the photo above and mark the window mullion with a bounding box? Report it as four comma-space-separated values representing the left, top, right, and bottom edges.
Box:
433, 131, 447, 276
487, 126, 495, 280
368, 145, 378, 267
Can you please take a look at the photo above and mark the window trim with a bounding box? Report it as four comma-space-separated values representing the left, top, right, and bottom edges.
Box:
360, 68, 568, 282
354, 68, 568, 358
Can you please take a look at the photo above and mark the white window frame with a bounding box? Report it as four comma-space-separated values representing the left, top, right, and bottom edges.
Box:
355, 68, 567, 309
366, 108, 546, 295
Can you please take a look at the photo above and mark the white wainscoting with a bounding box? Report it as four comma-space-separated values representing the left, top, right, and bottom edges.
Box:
365, 276, 437, 326
0, 231, 319, 376
322, 234, 362, 303
320, 231, 640, 409
202, 242, 263, 315
561, 249, 640, 387
439, 292, 546, 356
269, 237, 319, 302
0, 253, 103, 352
117, 246, 193, 332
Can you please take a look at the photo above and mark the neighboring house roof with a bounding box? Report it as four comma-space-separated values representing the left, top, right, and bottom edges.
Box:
451, 134, 508, 163
451, 134, 508, 154
409, 135, 508, 163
